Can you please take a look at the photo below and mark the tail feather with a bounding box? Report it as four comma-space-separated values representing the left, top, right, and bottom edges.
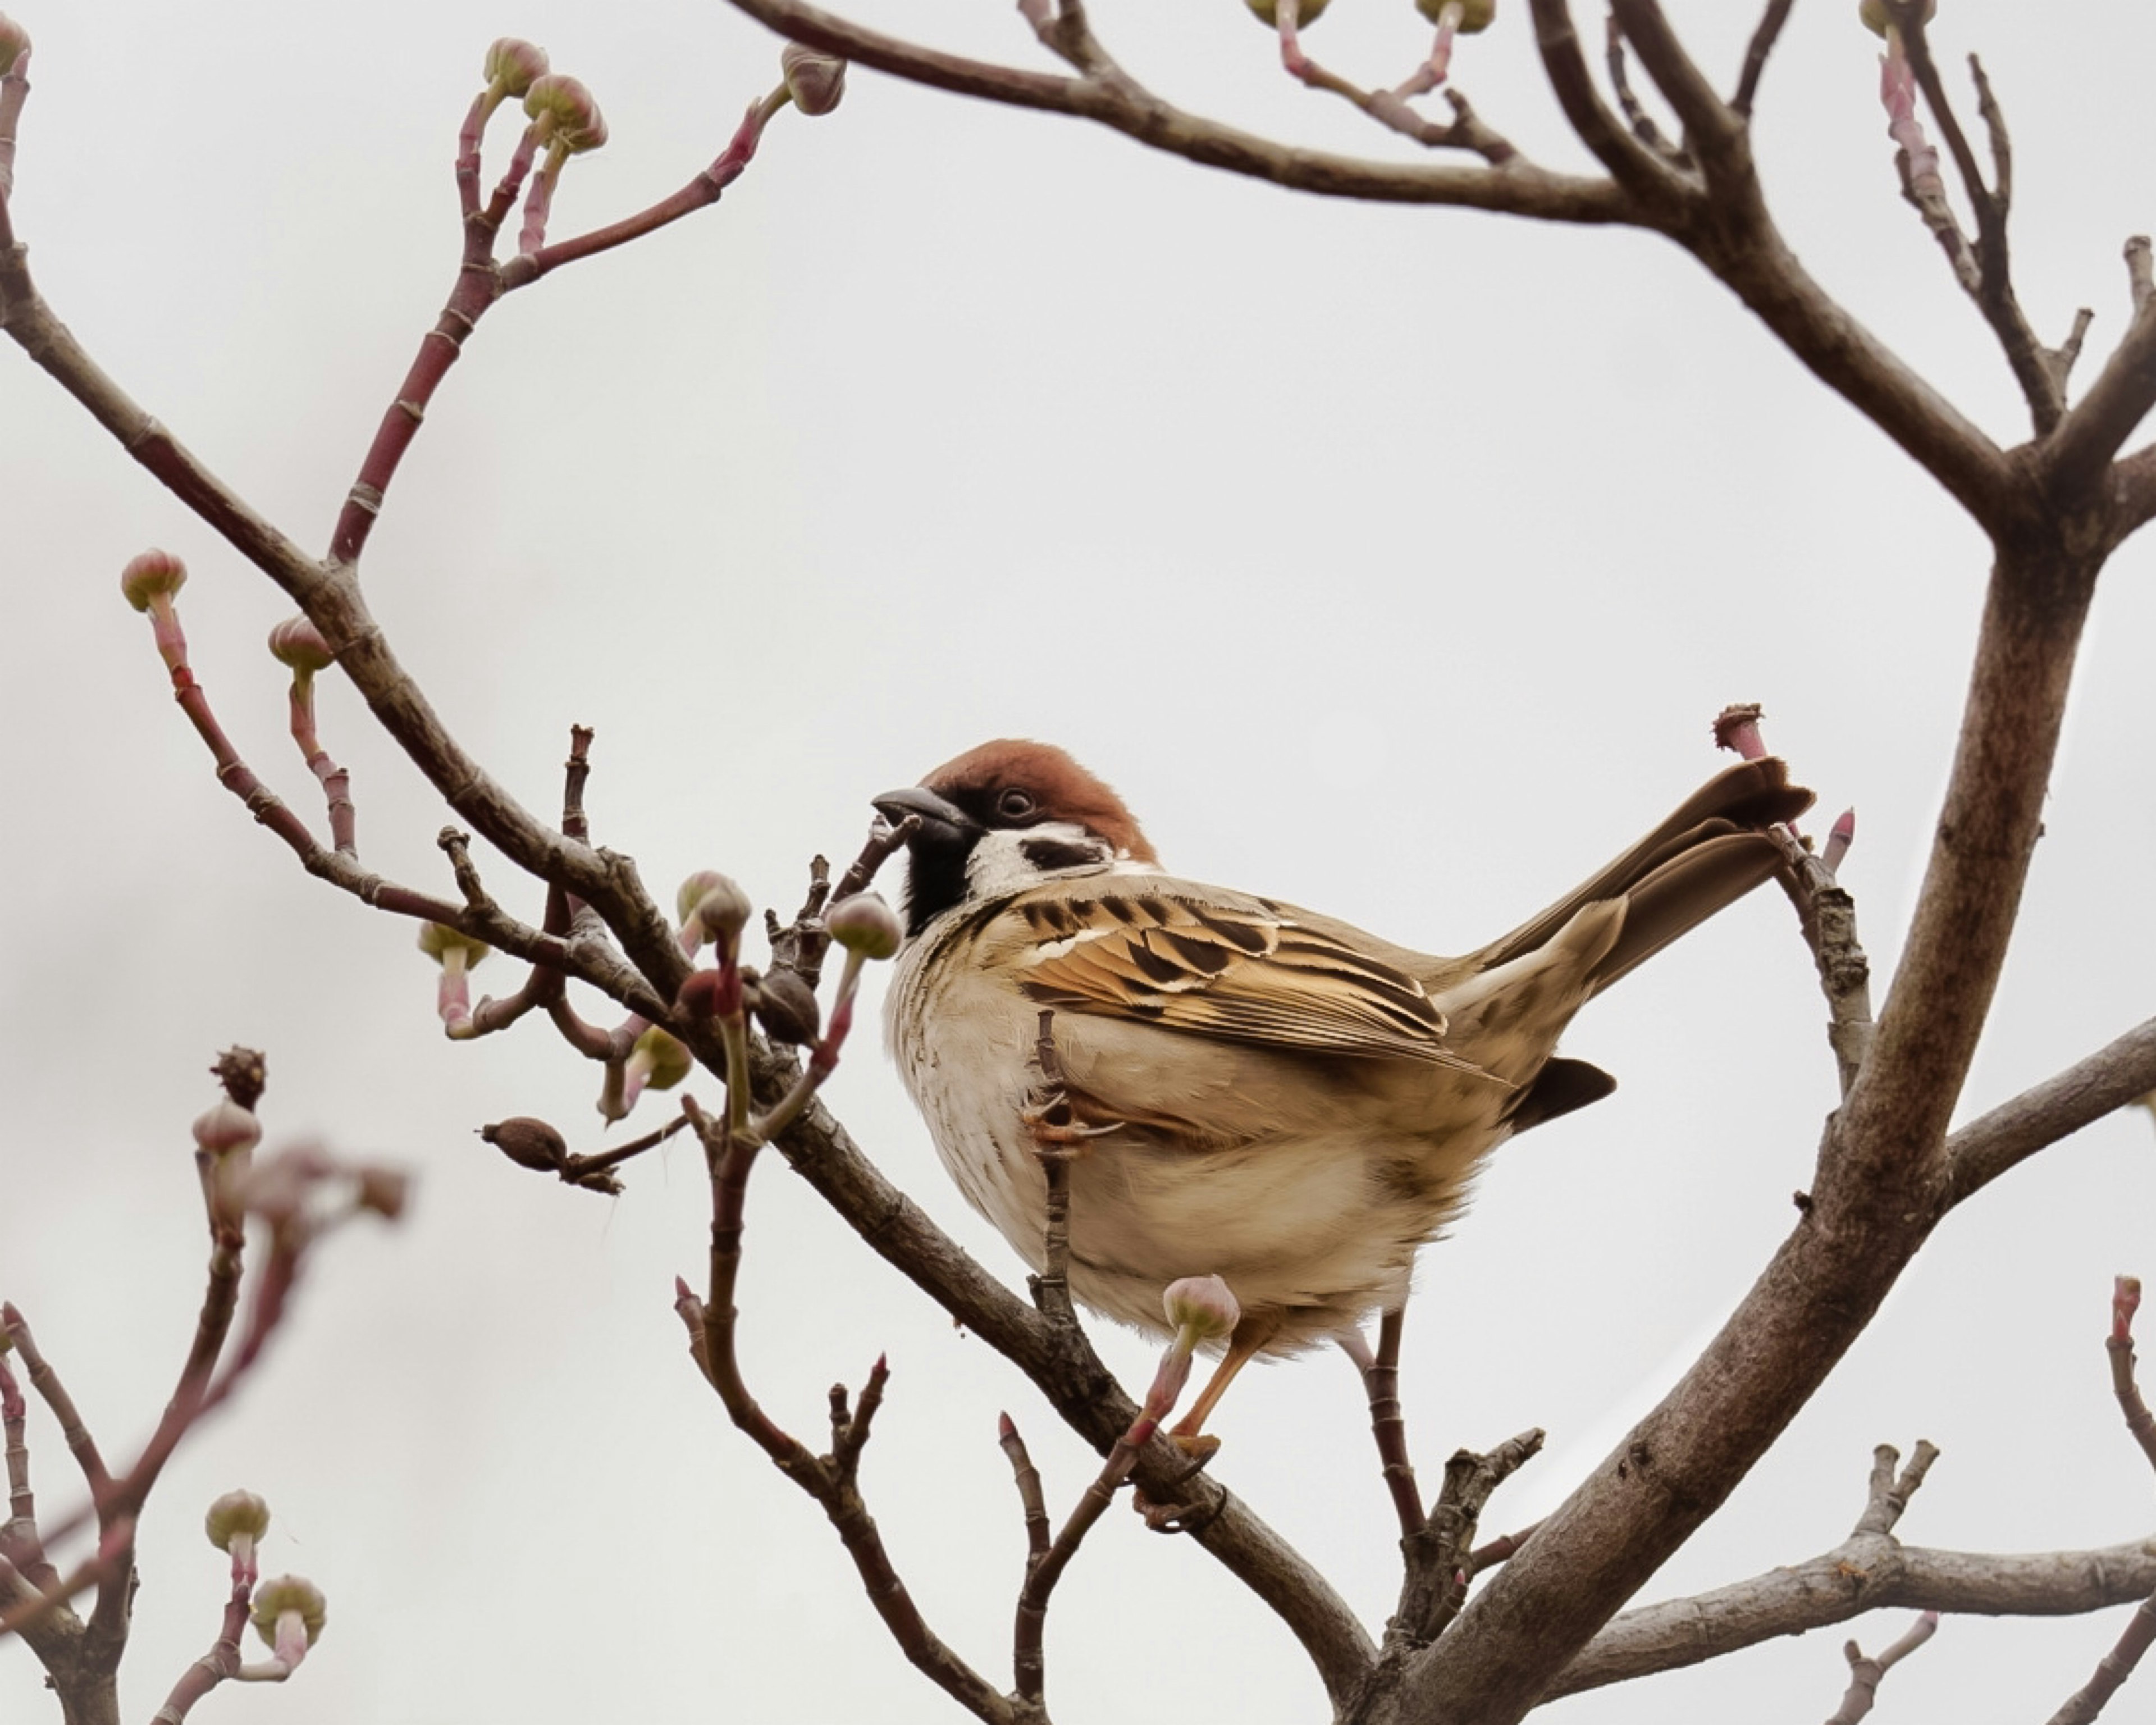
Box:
1474, 757, 1812, 982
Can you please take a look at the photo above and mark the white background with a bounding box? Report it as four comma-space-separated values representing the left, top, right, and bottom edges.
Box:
5, 2, 2155, 1721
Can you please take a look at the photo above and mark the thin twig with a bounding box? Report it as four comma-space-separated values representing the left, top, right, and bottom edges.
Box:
1824, 1611, 1939, 1724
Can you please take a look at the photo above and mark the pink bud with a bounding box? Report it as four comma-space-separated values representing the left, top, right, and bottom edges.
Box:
1711, 703, 1767, 760
524, 74, 606, 152
1162, 1274, 1240, 1342
2116, 1275, 2143, 1342
119, 547, 187, 613
1822, 807, 1856, 876
267, 616, 334, 673
484, 36, 550, 97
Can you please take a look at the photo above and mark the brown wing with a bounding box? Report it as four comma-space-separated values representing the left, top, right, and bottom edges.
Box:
1006, 888, 1497, 1076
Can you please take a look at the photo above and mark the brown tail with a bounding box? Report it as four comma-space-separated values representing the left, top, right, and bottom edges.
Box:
1474, 756, 1814, 995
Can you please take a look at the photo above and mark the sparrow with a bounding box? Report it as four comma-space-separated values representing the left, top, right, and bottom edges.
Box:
875, 740, 1811, 1439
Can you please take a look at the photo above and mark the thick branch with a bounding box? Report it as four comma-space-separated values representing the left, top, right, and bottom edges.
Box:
1400, 541, 2099, 1724
1944, 1016, 2156, 1207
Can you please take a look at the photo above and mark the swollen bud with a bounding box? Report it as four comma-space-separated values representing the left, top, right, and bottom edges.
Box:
524, 73, 607, 152
627, 1026, 692, 1092
1417, 0, 1497, 28
750, 968, 820, 1045
193, 1098, 262, 1158
481, 1116, 568, 1173
249, 1575, 327, 1649
1243, 0, 1332, 23
677, 870, 732, 925
267, 617, 335, 673
1162, 1274, 1241, 1343
826, 892, 902, 961
120, 548, 188, 613
204, 1490, 272, 1553
1858, 0, 1935, 36
417, 922, 490, 969
484, 36, 550, 98
0, 15, 29, 76
780, 43, 847, 116
691, 877, 753, 953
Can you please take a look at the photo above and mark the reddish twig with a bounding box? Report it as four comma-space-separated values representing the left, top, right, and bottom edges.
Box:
2107, 1277, 2156, 1472
1359, 1308, 1426, 1539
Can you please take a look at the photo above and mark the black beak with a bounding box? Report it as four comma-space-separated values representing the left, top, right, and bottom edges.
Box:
873, 785, 980, 837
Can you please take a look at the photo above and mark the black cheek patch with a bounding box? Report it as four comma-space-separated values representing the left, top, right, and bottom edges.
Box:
1020, 838, 1106, 873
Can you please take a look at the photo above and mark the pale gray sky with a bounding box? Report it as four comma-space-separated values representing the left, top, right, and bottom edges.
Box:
6, 2, 2156, 1721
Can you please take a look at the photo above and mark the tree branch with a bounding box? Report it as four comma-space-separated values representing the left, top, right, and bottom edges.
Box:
1944, 1016, 2156, 1208
727, 0, 1632, 221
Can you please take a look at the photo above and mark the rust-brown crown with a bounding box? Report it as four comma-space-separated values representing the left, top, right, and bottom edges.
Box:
920, 739, 1159, 864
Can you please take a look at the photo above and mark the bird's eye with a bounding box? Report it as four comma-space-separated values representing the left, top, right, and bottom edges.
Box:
995, 787, 1038, 822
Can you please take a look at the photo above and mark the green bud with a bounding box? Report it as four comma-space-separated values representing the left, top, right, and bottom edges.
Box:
1243, 0, 1332, 23
1858, 0, 1935, 36
1416, 0, 1496, 28
629, 1026, 692, 1091
417, 921, 490, 968
204, 1489, 272, 1553
0, 15, 29, 76
250, 1575, 326, 1648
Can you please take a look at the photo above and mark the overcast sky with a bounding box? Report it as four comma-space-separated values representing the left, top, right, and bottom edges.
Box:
7, 2, 2156, 1722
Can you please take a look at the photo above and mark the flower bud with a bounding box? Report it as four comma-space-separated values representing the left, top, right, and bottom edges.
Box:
204, 1490, 272, 1553
749, 967, 820, 1045
1858, 0, 1935, 36
481, 1116, 568, 1173
627, 1026, 692, 1092
780, 43, 847, 116
1162, 1274, 1241, 1343
417, 921, 490, 969
691, 877, 753, 952
119, 548, 187, 613
484, 36, 549, 97
826, 892, 902, 961
267, 616, 334, 673
193, 1098, 262, 1158
0, 15, 29, 75
250, 1575, 326, 1648
354, 1165, 412, 1222
1416, 0, 1496, 29
524, 73, 606, 152
677, 870, 732, 925
1243, 0, 1331, 23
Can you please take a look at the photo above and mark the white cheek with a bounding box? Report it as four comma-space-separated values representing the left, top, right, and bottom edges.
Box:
962, 822, 1105, 898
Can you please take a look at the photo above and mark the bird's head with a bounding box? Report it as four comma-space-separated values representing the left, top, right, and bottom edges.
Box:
874, 739, 1159, 936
